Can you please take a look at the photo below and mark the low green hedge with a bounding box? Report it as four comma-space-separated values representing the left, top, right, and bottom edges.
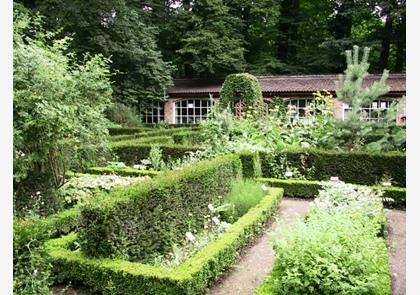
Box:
260, 149, 406, 187
172, 131, 205, 145
108, 125, 200, 136
111, 142, 202, 165
257, 177, 406, 208
45, 188, 283, 295
85, 167, 160, 177
239, 152, 262, 178
108, 127, 149, 136
110, 127, 198, 142
78, 154, 242, 262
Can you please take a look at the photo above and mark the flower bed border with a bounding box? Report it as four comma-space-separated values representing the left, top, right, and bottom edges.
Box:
45, 187, 283, 295
257, 177, 406, 208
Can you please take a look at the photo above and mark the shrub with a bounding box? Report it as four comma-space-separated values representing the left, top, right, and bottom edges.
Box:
14, 6, 112, 216
111, 142, 202, 165
257, 182, 391, 295
260, 148, 406, 187
172, 131, 206, 145
257, 178, 406, 208
105, 102, 142, 127
257, 212, 391, 295
78, 154, 242, 262
84, 167, 160, 178
13, 207, 80, 295
45, 188, 284, 295
239, 152, 262, 178
219, 73, 264, 115
224, 178, 267, 218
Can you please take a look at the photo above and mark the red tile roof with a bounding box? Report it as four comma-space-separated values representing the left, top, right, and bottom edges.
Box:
167, 74, 406, 96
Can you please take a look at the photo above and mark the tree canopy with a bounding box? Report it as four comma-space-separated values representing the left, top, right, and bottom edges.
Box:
16, 0, 406, 107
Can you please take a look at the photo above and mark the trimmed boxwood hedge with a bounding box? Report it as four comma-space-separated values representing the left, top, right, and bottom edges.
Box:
108, 125, 200, 136
111, 142, 202, 165
78, 154, 243, 262
110, 127, 200, 142
239, 151, 262, 178
257, 177, 406, 208
85, 167, 160, 177
260, 148, 406, 187
172, 131, 206, 145
45, 188, 283, 295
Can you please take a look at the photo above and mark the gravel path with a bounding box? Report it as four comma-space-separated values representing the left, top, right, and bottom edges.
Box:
385, 209, 406, 295
206, 198, 311, 295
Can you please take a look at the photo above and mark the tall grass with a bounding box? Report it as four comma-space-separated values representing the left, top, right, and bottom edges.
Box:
225, 178, 267, 218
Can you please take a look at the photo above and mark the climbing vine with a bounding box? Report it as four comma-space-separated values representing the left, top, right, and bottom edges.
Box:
218, 73, 264, 115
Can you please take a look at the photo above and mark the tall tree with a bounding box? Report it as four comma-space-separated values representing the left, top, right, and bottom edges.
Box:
19, 0, 173, 109
177, 0, 246, 77
277, 0, 300, 63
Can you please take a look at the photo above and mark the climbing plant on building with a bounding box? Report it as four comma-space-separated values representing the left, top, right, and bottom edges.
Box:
218, 73, 264, 116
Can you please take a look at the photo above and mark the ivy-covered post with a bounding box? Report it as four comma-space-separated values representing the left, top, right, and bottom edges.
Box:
219, 73, 264, 117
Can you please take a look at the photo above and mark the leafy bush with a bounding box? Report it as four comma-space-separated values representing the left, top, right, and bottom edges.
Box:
105, 102, 143, 127
13, 5, 113, 216
78, 154, 242, 262
111, 141, 202, 165
257, 181, 391, 295
258, 212, 391, 295
257, 177, 406, 208
148, 144, 166, 171
45, 188, 284, 295
219, 73, 264, 115
225, 178, 267, 218
57, 174, 149, 206
260, 148, 406, 187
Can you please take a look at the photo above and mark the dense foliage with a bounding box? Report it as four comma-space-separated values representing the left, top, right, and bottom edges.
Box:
45, 188, 283, 295
78, 155, 242, 262
218, 73, 264, 115
17, 0, 405, 109
335, 46, 406, 151
257, 181, 390, 294
13, 5, 113, 217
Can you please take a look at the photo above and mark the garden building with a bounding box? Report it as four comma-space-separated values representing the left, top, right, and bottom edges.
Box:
142, 74, 406, 124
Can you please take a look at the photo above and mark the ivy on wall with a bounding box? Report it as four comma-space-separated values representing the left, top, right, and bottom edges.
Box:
219, 73, 264, 115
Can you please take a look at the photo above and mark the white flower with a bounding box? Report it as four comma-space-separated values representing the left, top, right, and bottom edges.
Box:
211, 216, 220, 225
208, 204, 215, 212
188, 212, 193, 217
285, 171, 293, 178
382, 182, 392, 187
185, 232, 195, 242
261, 184, 268, 191
35, 191, 41, 196
330, 176, 339, 181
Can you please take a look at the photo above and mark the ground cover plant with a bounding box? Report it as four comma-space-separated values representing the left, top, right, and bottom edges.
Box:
255, 181, 391, 295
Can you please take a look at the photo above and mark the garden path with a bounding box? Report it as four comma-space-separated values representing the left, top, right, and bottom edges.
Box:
385, 208, 406, 295
206, 198, 311, 295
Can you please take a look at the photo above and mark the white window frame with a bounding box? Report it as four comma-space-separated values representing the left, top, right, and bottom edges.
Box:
175, 98, 210, 124
286, 98, 313, 118
342, 99, 393, 121
142, 102, 165, 124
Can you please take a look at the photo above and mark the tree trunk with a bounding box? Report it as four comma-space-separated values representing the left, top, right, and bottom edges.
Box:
277, 0, 300, 62
379, 14, 393, 72
394, 15, 405, 72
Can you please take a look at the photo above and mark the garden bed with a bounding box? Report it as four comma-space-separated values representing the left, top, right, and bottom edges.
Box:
45, 187, 283, 295
257, 177, 406, 208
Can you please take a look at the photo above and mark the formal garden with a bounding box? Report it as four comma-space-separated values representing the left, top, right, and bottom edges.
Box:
13, 2, 406, 295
